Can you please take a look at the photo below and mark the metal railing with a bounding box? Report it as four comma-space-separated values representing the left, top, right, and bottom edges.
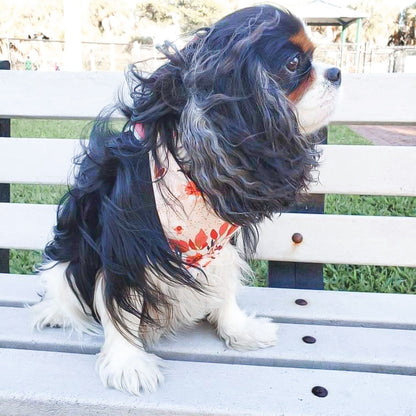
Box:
2, 37, 416, 73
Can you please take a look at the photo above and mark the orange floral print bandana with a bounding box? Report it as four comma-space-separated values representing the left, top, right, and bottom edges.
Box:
134, 124, 240, 270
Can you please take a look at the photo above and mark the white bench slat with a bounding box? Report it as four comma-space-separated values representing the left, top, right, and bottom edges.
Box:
0, 71, 126, 120
2, 139, 416, 197
256, 213, 416, 266
239, 287, 416, 329
2, 274, 416, 330
1, 348, 416, 416
0, 274, 40, 307
331, 73, 416, 125
2, 202, 415, 267
0, 138, 80, 185
2, 306, 416, 375
1, 71, 415, 124
0, 203, 56, 250
312, 145, 416, 197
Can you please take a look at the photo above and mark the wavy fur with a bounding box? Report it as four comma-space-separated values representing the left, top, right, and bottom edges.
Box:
43, 5, 320, 341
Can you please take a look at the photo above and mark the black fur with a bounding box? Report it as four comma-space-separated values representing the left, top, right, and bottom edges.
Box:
43, 5, 319, 339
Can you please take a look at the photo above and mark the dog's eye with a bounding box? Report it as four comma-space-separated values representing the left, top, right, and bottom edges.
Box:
286, 56, 300, 72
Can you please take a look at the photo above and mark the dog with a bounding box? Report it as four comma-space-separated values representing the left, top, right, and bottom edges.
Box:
32, 5, 341, 395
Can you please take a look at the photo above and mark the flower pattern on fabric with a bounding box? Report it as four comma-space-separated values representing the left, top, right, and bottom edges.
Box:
154, 165, 167, 180
174, 226, 183, 235
185, 181, 202, 197
169, 222, 239, 268
134, 123, 240, 271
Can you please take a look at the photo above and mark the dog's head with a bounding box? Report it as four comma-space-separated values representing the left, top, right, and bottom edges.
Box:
130, 5, 341, 227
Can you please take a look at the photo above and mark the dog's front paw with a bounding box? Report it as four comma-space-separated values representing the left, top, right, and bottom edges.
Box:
96, 347, 164, 395
221, 316, 279, 351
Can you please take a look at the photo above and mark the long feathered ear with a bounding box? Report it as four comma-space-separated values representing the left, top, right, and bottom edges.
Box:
178, 19, 318, 229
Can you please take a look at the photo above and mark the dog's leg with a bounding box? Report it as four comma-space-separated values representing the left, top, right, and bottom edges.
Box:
207, 246, 279, 351
210, 293, 279, 351
31, 262, 100, 334
94, 276, 164, 395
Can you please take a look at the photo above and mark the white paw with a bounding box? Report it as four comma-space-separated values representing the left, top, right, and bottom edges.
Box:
31, 300, 69, 330
97, 347, 165, 395
222, 316, 279, 351
30, 299, 100, 335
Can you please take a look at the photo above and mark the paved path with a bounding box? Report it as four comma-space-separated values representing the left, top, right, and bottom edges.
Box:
348, 125, 416, 146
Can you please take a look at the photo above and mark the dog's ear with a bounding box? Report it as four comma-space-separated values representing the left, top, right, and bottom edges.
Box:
178, 35, 317, 227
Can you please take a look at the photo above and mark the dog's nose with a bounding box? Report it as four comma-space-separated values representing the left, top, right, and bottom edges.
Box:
325, 67, 341, 86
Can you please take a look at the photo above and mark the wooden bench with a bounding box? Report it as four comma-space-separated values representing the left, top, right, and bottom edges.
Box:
1, 68, 416, 415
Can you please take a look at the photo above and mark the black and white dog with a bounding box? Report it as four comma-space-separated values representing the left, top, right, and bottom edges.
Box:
32, 5, 341, 395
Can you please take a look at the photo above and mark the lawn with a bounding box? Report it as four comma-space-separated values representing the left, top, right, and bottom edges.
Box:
8, 119, 416, 294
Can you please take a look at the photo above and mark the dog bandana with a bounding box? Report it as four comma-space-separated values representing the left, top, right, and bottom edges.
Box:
134, 124, 240, 270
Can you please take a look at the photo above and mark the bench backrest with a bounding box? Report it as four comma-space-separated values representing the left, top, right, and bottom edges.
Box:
1, 71, 415, 124
0, 70, 415, 275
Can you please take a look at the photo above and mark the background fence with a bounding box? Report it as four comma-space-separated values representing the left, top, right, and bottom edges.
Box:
0, 37, 157, 72
314, 43, 416, 74
2, 37, 416, 73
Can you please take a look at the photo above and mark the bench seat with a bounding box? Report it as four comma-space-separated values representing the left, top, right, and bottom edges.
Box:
1, 274, 416, 415
2, 348, 416, 416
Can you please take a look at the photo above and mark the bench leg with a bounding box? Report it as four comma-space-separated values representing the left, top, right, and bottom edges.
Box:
0, 61, 10, 273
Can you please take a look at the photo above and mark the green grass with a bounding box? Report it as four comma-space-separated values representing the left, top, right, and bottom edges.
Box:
11, 118, 92, 139
8, 120, 416, 294
326, 124, 372, 145
325, 194, 416, 217
12, 184, 67, 205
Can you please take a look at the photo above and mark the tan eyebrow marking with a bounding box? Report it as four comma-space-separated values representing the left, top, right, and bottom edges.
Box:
290, 30, 315, 54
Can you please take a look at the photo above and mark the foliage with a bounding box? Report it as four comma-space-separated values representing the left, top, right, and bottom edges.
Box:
0, 0, 64, 39
137, 0, 228, 33
388, 3, 416, 46
344, 0, 401, 45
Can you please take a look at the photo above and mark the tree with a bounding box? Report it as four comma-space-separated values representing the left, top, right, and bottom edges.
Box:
346, 0, 402, 45
388, 3, 416, 46
138, 0, 229, 34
